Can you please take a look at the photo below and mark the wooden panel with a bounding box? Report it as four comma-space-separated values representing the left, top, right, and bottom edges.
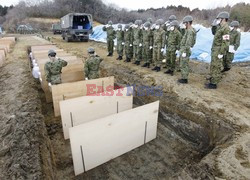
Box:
0, 44, 10, 53
31, 45, 58, 52
52, 76, 115, 117
32, 49, 65, 59
39, 61, 84, 103
0, 37, 16, 43
69, 101, 159, 175
60, 86, 134, 139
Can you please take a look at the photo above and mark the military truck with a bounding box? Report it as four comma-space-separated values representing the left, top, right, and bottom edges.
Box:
61, 13, 93, 42
52, 23, 62, 34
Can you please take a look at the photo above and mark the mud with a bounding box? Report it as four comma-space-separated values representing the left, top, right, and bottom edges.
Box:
0, 34, 249, 179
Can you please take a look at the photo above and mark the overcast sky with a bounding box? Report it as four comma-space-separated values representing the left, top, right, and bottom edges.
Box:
1, 0, 250, 10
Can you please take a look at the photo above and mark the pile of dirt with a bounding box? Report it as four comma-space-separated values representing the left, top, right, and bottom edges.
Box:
0, 35, 54, 179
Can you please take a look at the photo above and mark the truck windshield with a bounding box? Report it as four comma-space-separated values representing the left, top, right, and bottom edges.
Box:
73, 16, 91, 30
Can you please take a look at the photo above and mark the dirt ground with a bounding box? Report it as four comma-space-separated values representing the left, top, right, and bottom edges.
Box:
0, 34, 249, 179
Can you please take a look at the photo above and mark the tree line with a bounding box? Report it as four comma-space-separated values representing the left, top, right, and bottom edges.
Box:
1, 0, 250, 32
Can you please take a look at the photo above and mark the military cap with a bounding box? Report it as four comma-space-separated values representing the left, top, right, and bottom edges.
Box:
230, 21, 239, 27
125, 24, 130, 29
217, 11, 230, 19
48, 49, 56, 56
144, 22, 151, 28
170, 20, 179, 27
156, 19, 163, 25
183, 15, 193, 23
169, 15, 177, 21
147, 18, 153, 24
87, 47, 95, 53
118, 24, 122, 28
108, 21, 113, 25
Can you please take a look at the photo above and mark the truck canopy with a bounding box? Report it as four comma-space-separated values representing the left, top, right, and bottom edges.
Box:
61, 13, 92, 30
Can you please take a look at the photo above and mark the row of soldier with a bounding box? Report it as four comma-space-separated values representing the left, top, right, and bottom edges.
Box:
103, 12, 241, 89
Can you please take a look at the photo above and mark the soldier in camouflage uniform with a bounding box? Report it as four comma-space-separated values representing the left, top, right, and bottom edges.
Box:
102, 21, 116, 56
116, 24, 124, 60
164, 15, 177, 33
207, 12, 230, 89
133, 20, 143, 65
124, 24, 134, 62
178, 15, 196, 84
164, 20, 182, 76
223, 21, 241, 72
141, 22, 153, 68
84, 48, 103, 80
44, 50, 68, 85
152, 19, 166, 72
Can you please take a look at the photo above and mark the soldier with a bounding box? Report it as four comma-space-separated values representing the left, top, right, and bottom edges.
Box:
84, 48, 103, 80
164, 20, 182, 76
223, 21, 241, 72
152, 19, 166, 72
178, 15, 196, 84
44, 50, 68, 85
147, 18, 153, 24
207, 12, 230, 89
116, 24, 124, 60
142, 22, 153, 68
133, 20, 143, 65
124, 24, 134, 62
102, 21, 116, 56
164, 15, 177, 32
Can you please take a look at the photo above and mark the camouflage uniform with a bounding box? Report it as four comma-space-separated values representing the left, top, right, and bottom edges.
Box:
116, 28, 124, 58
124, 26, 134, 61
224, 29, 241, 69
179, 27, 196, 79
153, 27, 166, 67
103, 26, 116, 55
133, 26, 143, 63
166, 28, 182, 72
84, 54, 103, 80
44, 58, 68, 85
142, 27, 153, 64
210, 23, 230, 84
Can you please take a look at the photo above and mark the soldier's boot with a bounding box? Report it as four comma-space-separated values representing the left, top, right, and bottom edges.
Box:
142, 63, 148, 67
136, 61, 140, 66
156, 67, 161, 72
152, 66, 158, 71
126, 58, 131, 62
107, 53, 112, 57
178, 79, 188, 84
119, 56, 123, 60
205, 83, 217, 89
164, 70, 172, 74
147, 63, 151, 68
221, 67, 231, 72
133, 61, 138, 65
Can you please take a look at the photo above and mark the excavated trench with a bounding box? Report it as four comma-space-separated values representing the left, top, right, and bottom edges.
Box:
37, 58, 235, 179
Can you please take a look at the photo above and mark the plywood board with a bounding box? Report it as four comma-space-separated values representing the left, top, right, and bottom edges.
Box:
39, 61, 84, 103
52, 76, 115, 117
32, 49, 65, 59
69, 101, 159, 175
0, 44, 10, 53
0, 37, 16, 43
31, 45, 58, 52
60, 86, 134, 139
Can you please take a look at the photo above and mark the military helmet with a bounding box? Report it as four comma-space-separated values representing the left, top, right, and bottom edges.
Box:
230, 21, 239, 27
169, 15, 177, 21
48, 49, 56, 56
217, 11, 230, 19
144, 22, 151, 28
108, 21, 113, 25
138, 20, 143, 25
170, 20, 179, 27
156, 19, 163, 25
118, 24, 122, 29
87, 47, 95, 53
147, 18, 153, 24
183, 15, 193, 23
125, 24, 130, 29
135, 20, 140, 25
129, 22, 133, 27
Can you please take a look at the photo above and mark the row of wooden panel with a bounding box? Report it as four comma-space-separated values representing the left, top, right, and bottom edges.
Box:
0, 37, 16, 67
